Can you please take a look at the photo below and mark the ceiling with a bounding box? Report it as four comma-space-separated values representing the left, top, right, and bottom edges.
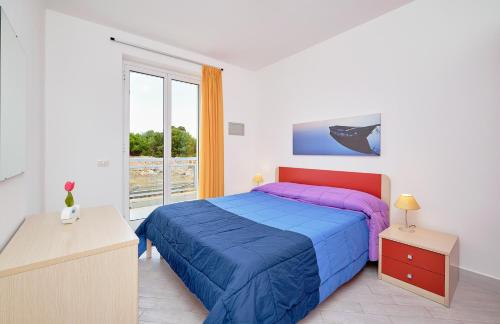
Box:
46, 0, 413, 70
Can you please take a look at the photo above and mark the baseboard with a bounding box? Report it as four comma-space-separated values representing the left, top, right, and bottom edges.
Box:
459, 266, 500, 281
459, 267, 500, 294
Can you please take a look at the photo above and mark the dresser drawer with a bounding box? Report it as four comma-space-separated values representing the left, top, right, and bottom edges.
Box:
382, 238, 445, 275
382, 256, 445, 296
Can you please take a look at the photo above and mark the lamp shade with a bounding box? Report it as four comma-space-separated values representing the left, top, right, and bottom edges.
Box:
395, 194, 420, 210
252, 173, 264, 185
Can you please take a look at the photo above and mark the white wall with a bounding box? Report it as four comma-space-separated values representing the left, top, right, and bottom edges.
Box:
44, 1, 500, 279
44, 11, 259, 215
256, 0, 500, 279
0, 0, 45, 249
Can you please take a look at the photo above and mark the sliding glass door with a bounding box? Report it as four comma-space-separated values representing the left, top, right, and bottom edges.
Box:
128, 71, 165, 220
170, 80, 199, 204
125, 64, 200, 220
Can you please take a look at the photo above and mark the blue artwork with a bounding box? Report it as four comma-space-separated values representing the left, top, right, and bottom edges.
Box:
293, 113, 381, 156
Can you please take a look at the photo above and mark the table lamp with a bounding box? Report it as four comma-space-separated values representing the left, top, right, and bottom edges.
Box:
252, 173, 264, 186
395, 194, 420, 232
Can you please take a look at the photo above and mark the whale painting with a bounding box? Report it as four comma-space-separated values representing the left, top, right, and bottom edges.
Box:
293, 113, 381, 156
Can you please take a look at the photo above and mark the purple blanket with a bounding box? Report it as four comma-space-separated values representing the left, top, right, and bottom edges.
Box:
253, 182, 389, 261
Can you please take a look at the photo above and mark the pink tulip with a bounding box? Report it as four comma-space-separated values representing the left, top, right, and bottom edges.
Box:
64, 181, 75, 192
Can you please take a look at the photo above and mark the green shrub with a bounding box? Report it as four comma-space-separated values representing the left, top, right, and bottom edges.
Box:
130, 126, 196, 158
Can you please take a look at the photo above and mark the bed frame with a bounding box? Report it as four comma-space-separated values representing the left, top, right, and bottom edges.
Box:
276, 166, 391, 206
146, 166, 391, 258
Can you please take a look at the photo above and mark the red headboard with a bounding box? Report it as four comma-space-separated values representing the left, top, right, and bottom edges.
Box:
277, 166, 390, 204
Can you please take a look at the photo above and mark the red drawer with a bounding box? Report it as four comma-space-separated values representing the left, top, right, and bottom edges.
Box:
382, 256, 445, 296
382, 239, 445, 275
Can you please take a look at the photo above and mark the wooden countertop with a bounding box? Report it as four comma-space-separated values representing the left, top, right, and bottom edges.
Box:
379, 224, 458, 255
0, 205, 138, 277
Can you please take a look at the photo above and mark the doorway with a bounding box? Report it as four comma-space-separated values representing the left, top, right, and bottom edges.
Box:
124, 63, 200, 220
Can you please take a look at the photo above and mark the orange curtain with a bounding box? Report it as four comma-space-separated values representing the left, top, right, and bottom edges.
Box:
199, 65, 224, 198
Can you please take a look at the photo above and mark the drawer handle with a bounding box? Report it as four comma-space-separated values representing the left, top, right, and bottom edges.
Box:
407, 273, 413, 280
407, 254, 413, 261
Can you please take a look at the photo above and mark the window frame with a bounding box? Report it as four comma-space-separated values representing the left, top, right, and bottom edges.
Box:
123, 61, 201, 220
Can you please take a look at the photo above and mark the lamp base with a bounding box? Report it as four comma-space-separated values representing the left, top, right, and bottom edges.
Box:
399, 210, 416, 233
398, 225, 415, 233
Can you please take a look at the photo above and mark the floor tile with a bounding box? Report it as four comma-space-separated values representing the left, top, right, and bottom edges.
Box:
389, 315, 463, 324
139, 247, 500, 324
427, 306, 500, 323
317, 300, 363, 313
332, 286, 395, 304
299, 308, 324, 324
362, 303, 432, 318
392, 293, 445, 307
320, 311, 392, 324
140, 308, 204, 324
366, 279, 416, 297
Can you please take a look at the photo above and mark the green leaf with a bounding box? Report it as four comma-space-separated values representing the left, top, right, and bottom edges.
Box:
65, 191, 74, 207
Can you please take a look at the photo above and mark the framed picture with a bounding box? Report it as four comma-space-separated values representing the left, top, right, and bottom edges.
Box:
293, 113, 381, 156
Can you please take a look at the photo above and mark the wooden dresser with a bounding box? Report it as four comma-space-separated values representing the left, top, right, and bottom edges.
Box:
0, 206, 139, 324
378, 225, 459, 306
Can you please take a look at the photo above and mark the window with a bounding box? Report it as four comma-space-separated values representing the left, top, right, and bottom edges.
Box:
124, 63, 200, 220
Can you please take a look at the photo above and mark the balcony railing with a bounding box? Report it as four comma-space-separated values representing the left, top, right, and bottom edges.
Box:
129, 157, 197, 219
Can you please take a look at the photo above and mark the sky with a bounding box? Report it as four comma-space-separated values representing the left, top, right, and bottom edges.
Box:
129, 71, 198, 139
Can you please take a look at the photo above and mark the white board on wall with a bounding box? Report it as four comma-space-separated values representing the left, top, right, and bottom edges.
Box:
0, 7, 26, 181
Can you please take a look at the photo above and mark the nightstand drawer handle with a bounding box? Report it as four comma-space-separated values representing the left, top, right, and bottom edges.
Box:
407, 273, 413, 280
407, 254, 413, 260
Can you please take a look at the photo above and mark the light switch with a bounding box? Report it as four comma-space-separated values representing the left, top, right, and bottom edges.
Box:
97, 160, 110, 167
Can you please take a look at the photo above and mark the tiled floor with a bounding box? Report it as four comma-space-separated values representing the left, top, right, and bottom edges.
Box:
139, 249, 500, 324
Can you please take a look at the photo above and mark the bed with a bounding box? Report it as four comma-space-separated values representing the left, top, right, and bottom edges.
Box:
135, 167, 390, 323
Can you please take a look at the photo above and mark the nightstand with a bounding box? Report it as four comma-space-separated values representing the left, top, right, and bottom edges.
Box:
378, 224, 459, 307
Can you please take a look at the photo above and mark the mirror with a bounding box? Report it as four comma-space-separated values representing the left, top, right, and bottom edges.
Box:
0, 7, 26, 181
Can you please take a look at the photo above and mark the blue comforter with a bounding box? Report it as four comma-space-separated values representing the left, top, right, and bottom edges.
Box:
136, 199, 321, 324
209, 191, 369, 303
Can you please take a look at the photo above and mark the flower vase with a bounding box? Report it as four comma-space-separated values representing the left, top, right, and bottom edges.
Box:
60, 204, 80, 224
